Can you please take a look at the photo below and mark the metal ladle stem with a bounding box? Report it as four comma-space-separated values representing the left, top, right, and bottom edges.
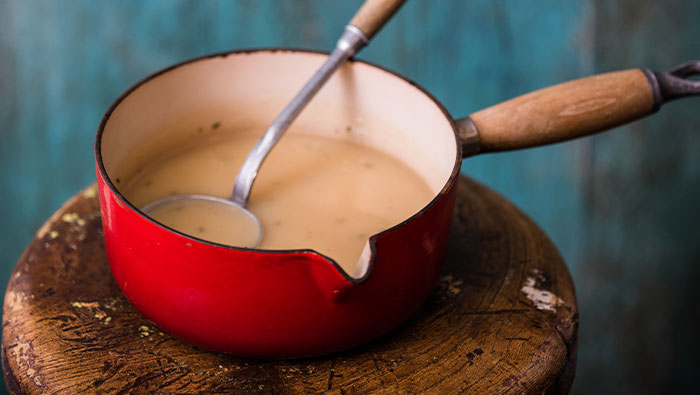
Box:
140, 0, 405, 249
230, 26, 369, 207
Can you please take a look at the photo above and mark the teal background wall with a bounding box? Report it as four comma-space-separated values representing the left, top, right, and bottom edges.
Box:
1, 0, 698, 393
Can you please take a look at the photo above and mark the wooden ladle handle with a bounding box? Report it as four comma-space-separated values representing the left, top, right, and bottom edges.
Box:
350, 0, 406, 40
456, 61, 700, 155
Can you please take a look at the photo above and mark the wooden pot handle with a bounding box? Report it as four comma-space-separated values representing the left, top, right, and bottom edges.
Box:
350, 0, 406, 40
456, 61, 700, 156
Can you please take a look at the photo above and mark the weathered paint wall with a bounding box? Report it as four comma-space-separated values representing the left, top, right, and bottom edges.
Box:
1, 1, 698, 393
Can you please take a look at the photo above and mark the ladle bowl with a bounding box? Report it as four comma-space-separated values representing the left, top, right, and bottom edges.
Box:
140, 195, 263, 248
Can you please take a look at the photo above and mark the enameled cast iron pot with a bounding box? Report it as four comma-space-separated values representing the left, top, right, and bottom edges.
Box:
95, 50, 699, 358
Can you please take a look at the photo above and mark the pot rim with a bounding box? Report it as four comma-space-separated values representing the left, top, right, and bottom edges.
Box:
94, 48, 463, 284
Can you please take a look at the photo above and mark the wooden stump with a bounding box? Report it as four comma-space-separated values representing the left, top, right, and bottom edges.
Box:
2, 177, 578, 394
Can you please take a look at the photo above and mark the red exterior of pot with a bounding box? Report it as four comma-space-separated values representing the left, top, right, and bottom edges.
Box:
96, 165, 458, 358
95, 49, 462, 358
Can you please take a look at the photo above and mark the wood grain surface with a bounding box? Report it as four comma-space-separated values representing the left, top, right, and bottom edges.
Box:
470, 69, 655, 152
2, 177, 578, 394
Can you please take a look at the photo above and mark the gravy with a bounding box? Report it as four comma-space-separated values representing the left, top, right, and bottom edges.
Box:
121, 131, 434, 274
144, 196, 261, 248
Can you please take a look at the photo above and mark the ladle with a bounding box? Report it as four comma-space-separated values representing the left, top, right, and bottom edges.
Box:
141, 0, 406, 247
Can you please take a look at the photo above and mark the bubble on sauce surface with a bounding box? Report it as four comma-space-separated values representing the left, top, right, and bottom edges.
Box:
144, 198, 261, 248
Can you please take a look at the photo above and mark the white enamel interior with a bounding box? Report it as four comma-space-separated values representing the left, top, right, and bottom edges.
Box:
100, 51, 457, 278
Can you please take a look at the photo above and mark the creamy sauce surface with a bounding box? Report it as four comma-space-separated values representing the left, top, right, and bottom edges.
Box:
122, 132, 434, 274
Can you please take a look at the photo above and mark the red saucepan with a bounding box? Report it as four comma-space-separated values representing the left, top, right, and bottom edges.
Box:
95, 48, 700, 358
